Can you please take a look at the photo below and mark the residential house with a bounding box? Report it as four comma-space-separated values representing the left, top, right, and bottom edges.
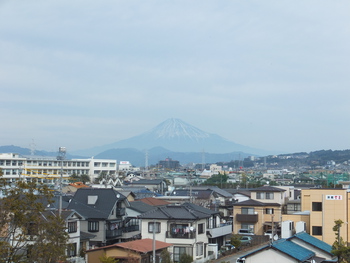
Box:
233, 186, 287, 235
86, 238, 173, 263
139, 202, 232, 263
60, 210, 92, 262
67, 188, 130, 248
236, 232, 337, 263
127, 179, 167, 195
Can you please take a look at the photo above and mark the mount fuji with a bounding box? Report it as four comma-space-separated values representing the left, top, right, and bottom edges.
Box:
73, 118, 269, 157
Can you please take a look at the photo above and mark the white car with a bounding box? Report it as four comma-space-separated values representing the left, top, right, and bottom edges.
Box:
238, 229, 254, 235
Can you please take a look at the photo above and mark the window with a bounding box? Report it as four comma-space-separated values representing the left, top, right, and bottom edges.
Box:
67, 243, 77, 257
88, 221, 99, 232
266, 192, 274, 199
198, 223, 204, 234
256, 192, 265, 199
312, 202, 322, 211
265, 208, 274, 214
312, 226, 322, 235
148, 222, 161, 233
173, 246, 192, 263
241, 207, 255, 214
196, 243, 204, 257
68, 222, 77, 233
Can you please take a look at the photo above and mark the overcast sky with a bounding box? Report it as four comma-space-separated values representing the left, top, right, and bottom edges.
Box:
1, 0, 349, 154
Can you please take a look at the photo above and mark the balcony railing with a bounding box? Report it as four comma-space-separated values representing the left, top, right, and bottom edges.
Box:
124, 225, 140, 232
166, 231, 196, 239
206, 223, 232, 238
106, 228, 123, 238
236, 214, 258, 223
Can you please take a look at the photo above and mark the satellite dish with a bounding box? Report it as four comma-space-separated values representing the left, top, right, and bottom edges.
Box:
116, 194, 120, 198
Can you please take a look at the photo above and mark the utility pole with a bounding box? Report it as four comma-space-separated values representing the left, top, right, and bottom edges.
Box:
57, 147, 66, 216
153, 219, 156, 263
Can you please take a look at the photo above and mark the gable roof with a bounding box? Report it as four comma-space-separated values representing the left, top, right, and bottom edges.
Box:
139, 203, 214, 220
238, 232, 335, 262
252, 186, 286, 192
233, 199, 281, 207
290, 232, 333, 255
138, 197, 170, 206
87, 238, 172, 253
129, 201, 155, 213
129, 179, 164, 185
67, 188, 126, 219
272, 239, 315, 261
170, 189, 213, 199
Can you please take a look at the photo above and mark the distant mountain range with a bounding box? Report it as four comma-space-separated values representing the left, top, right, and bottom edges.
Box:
72, 118, 270, 157
0, 118, 275, 166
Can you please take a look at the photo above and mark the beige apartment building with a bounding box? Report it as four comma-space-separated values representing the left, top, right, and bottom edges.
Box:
300, 188, 349, 245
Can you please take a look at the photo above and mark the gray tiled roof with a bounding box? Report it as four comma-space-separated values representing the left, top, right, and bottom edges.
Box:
129, 179, 164, 185
139, 202, 214, 220
129, 201, 155, 213
67, 188, 126, 219
170, 189, 213, 199
233, 199, 281, 207
252, 186, 286, 192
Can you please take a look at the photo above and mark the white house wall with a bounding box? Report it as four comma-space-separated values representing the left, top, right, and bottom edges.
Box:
244, 249, 299, 263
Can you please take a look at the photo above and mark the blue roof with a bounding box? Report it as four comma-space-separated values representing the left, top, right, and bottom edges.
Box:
292, 232, 333, 254
272, 239, 315, 261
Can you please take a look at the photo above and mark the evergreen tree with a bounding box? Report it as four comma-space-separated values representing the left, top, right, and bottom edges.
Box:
331, 219, 350, 263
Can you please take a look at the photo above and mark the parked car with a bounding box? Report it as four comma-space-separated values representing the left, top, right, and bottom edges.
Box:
264, 229, 273, 239
238, 229, 254, 235
240, 236, 252, 246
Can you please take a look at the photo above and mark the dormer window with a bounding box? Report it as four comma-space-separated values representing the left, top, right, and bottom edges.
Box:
88, 195, 98, 205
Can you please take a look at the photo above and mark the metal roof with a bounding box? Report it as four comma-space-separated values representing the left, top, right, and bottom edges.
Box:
272, 239, 315, 261
291, 232, 333, 255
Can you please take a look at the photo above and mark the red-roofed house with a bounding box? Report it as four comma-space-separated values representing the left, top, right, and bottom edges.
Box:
86, 238, 173, 263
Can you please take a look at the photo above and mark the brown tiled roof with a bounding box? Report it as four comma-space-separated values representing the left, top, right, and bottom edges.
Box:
87, 238, 172, 253
139, 197, 170, 206
115, 238, 172, 253
69, 182, 89, 188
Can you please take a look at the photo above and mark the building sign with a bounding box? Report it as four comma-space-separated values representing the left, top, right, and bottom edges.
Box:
326, 195, 342, 200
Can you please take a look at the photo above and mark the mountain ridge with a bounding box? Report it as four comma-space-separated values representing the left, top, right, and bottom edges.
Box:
72, 118, 271, 157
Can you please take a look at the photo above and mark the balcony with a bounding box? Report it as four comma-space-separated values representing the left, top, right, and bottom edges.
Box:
166, 231, 196, 239
206, 223, 232, 238
124, 225, 139, 232
236, 214, 258, 223
106, 228, 123, 238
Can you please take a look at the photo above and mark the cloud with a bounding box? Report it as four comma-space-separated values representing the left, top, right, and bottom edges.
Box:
1, 0, 350, 154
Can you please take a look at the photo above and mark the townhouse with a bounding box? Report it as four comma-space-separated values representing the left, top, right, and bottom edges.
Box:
232, 186, 288, 235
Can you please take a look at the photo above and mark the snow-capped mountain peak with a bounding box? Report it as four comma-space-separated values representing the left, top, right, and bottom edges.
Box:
148, 118, 210, 140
